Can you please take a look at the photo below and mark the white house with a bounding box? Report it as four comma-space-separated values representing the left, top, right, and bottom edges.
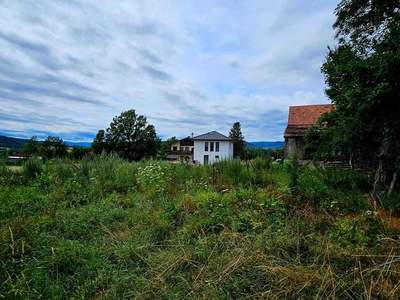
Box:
193, 131, 233, 165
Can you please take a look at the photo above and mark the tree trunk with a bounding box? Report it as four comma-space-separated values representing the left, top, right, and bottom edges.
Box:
388, 171, 397, 196
349, 152, 353, 169
372, 160, 383, 201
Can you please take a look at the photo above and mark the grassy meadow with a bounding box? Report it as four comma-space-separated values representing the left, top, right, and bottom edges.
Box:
1, 156, 400, 299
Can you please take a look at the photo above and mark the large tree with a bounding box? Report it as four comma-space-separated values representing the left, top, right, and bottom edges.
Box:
40, 136, 67, 159
310, 0, 400, 194
229, 122, 245, 159
104, 110, 160, 161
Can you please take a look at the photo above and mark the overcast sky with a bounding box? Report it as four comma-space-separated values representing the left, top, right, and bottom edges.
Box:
0, 0, 338, 142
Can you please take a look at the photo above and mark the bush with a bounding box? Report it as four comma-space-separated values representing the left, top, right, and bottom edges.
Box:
380, 193, 400, 213
320, 168, 371, 192
216, 159, 252, 187
22, 157, 43, 179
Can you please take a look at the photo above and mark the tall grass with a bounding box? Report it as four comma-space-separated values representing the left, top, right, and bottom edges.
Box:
22, 157, 43, 179
0, 156, 399, 298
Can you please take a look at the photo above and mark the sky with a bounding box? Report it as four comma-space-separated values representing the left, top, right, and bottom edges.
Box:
0, 0, 339, 142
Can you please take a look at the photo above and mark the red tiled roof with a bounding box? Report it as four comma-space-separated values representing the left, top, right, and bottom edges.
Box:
284, 104, 333, 138
288, 104, 333, 126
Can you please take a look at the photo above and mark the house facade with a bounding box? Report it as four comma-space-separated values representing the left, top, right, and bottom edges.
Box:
284, 104, 333, 159
193, 131, 233, 165
167, 137, 194, 162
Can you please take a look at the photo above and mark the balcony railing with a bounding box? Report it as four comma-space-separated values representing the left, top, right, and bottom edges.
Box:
168, 150, 193, 155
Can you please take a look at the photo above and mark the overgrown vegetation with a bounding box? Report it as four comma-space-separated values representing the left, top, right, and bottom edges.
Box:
1, 156, 399, 299
305, 0, 400, 195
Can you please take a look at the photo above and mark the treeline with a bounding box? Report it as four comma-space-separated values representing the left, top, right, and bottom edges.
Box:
305, 1, 400, 195
19, 109, 275, 162
12, 136, 89, 160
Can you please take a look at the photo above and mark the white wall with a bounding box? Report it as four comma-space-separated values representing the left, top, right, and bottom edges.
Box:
193, 140, 233, 165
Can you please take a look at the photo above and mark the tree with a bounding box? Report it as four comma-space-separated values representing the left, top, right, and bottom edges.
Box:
22, 136, 40, 156
40, 136, 67, 159
70, 147, 90, 160
158, 136, 179, 159
309, 0, 400, 194
92, 129, 106, 154
104, 110, 160, 161
229, 122, 245, 158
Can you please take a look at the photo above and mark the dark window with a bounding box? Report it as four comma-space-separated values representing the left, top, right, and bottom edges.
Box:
210, 142, 214, 152
205, 142, 208, 151
216, 142, 219, 152
185, 147, 189, 151
215, 155, 219, 160
204, 155, 209, 165
173, 146, 177, 151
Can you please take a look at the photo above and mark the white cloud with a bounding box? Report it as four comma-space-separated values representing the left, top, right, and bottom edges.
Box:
0, 0, 338, 141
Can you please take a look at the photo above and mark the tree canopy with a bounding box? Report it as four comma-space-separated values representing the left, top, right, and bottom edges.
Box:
98, 110, 160, 161
40, 136, 67, 159
307, 0, 400, 194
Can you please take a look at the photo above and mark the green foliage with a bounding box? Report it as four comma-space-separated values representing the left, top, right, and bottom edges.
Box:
22, 136, 40, 155
380, 193, 400, 213
229, 122, 245, 159
22, 157, 43, 179
92, 129, 105, 154
69, 147, 90, 160
285, 156, 301, 193
0, 157, 399, 299
158, 136, 179, 159
245, 147, 283, 160
40, 136, 67, 159
308, 0, 400, 193
103, 109, 161, 161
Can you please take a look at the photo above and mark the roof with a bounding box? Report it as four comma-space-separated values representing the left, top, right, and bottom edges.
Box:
284, 104, 333, 138
287, 104, 333, 126
192, 131, 232, 141
179, 136, 194, 146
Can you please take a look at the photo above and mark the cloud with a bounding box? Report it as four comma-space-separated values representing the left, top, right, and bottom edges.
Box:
0, 0, 338, 141
141, 65, 173, 81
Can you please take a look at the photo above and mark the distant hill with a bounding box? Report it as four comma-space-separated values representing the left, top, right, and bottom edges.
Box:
247, 141, 284, 149
0, 136, 28, 149
0, 135, 91, 149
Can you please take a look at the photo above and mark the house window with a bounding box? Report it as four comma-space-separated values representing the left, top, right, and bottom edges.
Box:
180, 146, 184, 151
204, 155, 209, 165
210, 142, 214, 152
215, 155, 219, 161
205, 142, 208, 151
216, 142, 219, 152
173, 146, 177, 151
185, 147, 189, 151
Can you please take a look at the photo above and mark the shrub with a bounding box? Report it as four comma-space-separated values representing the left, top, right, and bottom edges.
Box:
252, 157, 272, 172
329, 214, 383, 249
136, 161, 170, 196
216, 159, 252, 187
380, 193, 400, 213
89, 155, 136, 195
22, 157, 43, 179
321, 168, 371, 192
